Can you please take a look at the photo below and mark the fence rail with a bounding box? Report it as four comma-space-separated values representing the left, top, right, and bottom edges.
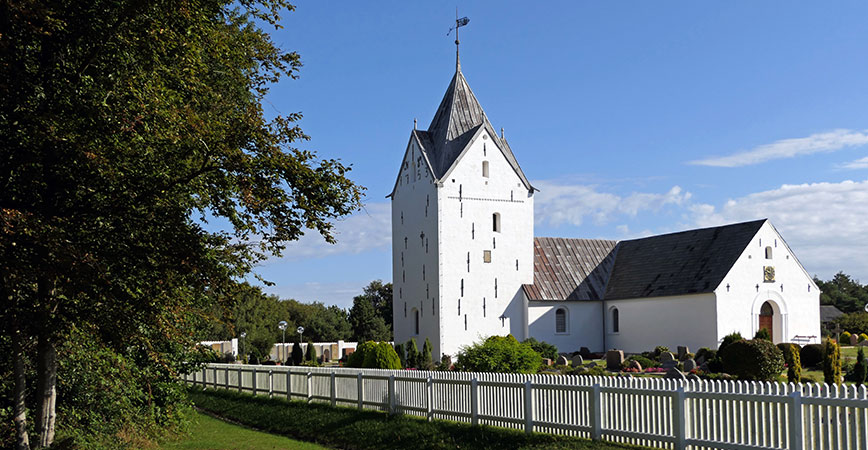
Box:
185, 363, 868, 450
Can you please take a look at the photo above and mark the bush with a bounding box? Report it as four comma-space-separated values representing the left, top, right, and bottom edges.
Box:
861, 333, 868, 342
291, 342, 303, 366
680, 352, 695, 362
455, 335, 541, 373
777, 343, 800, 365
347, 341, 402, 369
823, 338, 842, 385
522, 337, 559, 360
626, 354, 658, 368
836, 313, 868, 336
720, 339, 785, 381
841, 331, 853, 344
420, 338, 434, 370
753, 328, 771, 341
304, 340, 319, 366
787, 345, 801, 383
406, 338, 420, 369
653, 346, 669, 357
394, 343, 406, 368
718, 332, 744, 355
846, 346, 867, 384
800, 344, 824, 368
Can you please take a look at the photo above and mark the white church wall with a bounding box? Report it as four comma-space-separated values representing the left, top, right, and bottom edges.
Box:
527, 300, 603, 353
605, 293, 718, 354
437, 129, 534, 358
715, 221, 821, 346
391, 136, 441, 358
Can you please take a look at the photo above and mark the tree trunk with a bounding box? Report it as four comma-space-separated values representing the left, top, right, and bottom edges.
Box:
34, 336, 57, 449
12, 320, 31, 450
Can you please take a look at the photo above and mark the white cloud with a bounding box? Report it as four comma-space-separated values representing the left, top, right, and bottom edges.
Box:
688, 179, 868, 281
533, 180, 691, 227
278, 202, 391, 260
841, 156, 868, 170
689, 129, 868, 167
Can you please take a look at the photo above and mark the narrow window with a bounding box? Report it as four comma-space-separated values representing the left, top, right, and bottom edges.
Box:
404, 302, 406, 317
510, 190, 514, 201
401, 212, 404, 224
493, 237, 496, 249
516, 259, 519, 271
458, 299, 461, 316
483, 143, 486, 156
422, 264, 425, 280
493, 213, 501, 232
399, 288, 402, 299
425, 238, 428, 253
404, 237, 408, 249
464, 315, 467, 330
472, 223, 475, 239
460, 279, 464, 297
426, 284, 429, 297
467, 252, 470, 272
414, 309, 420, 335
765, 246, 773, 259
483, 250, 492, 263
401, 252, 404, 267
494, 278, 498, 298
482, 161, 490, 178
483, 298, 486, 317
459, 184, 462, 201
460, 203, 463, 218
556, 308, 567, 333
612, 307, 620, 333
432, 298, 436, 316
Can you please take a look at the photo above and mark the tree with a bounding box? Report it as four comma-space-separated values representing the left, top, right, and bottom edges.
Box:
394, 343, 406, 368
846, 346, 867, 384
815, 272, 868, 313
305, 339, 317, 364
406, 339, 420, 369
823, 338, 842, 385
348, 295, 390, 342
290, 342, 304, 366
421, 338, 434, 370
787, 345, 801, 383
0, 1, 362, 447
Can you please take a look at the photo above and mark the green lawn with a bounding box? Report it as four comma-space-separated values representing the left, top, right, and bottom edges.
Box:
161, 411, 330, 450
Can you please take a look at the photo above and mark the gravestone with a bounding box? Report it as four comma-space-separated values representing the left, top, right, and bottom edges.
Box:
661, 360, 678, 370
659, 352, 675, 363
606, 350, 625, 371
677, 346, 690, 360
571, 354, 584, 366
682, 358, 697, 372
556, 355, 570, 366
664, 368, 687, 380
851, 334, 860, 346
628, 360, 643, 372
695, 355, 706, 366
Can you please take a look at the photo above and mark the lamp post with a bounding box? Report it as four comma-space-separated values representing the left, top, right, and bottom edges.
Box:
240, 332, 247, 364
278, 321, 288, 363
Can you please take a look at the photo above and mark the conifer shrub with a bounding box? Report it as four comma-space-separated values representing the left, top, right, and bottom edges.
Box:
291, 342, 304, 366
406, 338, 420, 369
845, 346, 867, 384
800, 344, 824, 368
787, 345, 801, 383
455, 335, 542, 373
421, 338, 434, 370
841, 331, 853, 344
776, 343, 800, 363
823, 338, 842, 385
753, 328, 771, 341
394, 343, 406, 368
720, 339, 785, 381
304, 340, 318, 366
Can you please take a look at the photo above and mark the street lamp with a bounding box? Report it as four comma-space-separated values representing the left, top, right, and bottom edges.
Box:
239, 332, 247, 364
278, 321, 288, 363
296, 326, 305, 364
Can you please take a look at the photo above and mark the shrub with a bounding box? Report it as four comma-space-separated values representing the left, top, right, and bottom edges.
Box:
777, 343, 800, 365
394, 343, 406, 368
522, 337, 559, 360
800, 344, 824, 368
823, 338, 842, 385
455, 335, 541, 373
627, 354, 658, 368
846, 346, 867, 384
720, 339, 785, 381
653, 346, 669, 357
347, 341, 402, 369
841, 331, 853, 344
304, 340, 318, 365
718, 332, 744, 355
753, 328, 771, 341
695, 347, 712, 361
406, 338, 420, 369
861, 333, 868, 342
420, 338, 434, 370
787, 345, 801, 383
680, 352, 695, 362
290, 342, 303, 366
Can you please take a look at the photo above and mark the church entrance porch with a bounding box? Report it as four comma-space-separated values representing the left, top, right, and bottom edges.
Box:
751, 295, 787, 343
759, 301, 774, 339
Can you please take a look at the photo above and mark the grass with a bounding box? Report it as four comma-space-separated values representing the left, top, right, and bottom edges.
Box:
161, 410, 329, 450
187, 387, 652, 450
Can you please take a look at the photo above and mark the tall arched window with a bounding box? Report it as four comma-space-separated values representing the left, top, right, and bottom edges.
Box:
611, 307, 620, 333
413, 309, 420, 335
765, 246, 773, 259
555, 308, 568, 333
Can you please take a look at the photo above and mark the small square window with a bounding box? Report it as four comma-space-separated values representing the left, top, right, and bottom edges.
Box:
483, 250, 492, 263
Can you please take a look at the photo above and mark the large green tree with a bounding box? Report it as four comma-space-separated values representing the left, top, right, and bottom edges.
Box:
815, 272, 868, 313
348, 280, 392, 342
0, 1, 362, 448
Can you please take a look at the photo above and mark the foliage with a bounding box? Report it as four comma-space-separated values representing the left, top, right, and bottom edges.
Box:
291, 343, 304, 366
346, 342, 401, 370
420, 338, 434, 370
394, 343, 406, 368
845, 346, 867, 384
720, 339, 785, 381
841, 331, 853, 344
348, 284, 392, 343
188, 387, 640, 450
834, 313, 868, 336
800, 344, 825, 368
823, 338, 842, 385
305, 340, 318, 365
776, 343, 800, 364
626, 355, 658, 369
753, 328, 771, 341
522, 338, 559, 360
787, 345, 801, 383
861, 333, 868, 342
718, 332, 744, 355
815, 272, 868, 313
454, 335, 542, 374
653, 346, 670, 357
406, 339, 420, 369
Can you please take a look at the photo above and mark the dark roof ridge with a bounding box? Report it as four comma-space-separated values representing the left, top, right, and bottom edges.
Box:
620, 218, 768, 244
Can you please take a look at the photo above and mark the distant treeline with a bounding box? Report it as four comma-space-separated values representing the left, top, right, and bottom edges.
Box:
815, 272, 868, 313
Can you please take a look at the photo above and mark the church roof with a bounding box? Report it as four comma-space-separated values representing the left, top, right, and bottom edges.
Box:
523, 219, 769, 301
522, 238, 618, 301
389, 68, 533, 197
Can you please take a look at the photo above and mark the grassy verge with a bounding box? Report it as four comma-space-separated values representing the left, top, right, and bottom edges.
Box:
161, 411, 328, 450
188, 387, 651, 450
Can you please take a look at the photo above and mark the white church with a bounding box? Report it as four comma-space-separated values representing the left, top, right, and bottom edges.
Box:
389, 56, 821, 360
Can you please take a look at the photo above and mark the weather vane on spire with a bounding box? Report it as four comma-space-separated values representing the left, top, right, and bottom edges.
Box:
447, 10, 470, 70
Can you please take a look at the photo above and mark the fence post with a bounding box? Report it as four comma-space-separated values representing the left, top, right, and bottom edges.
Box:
268, 370, 273, 397
225, 367, 230, 390
252, 367, 257, 396
789, 390, 804, 450
307, 372, 312, 403
192, 370, 197, 386
426, 376, 434, 421
238, 367, 243, 392
590, 384, 602, 441
672, 387, 686, 450
330, 371, 336, 407
388, 374, 396, 415
357, 373, 364, 410
286, 369, 292, 400
471, 378, 479, 426
213, 367, 218, 390
524, 380, 533, 434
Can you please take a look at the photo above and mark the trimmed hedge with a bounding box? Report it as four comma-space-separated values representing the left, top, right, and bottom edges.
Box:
347, 341, 402, 369
800, 344, 824, 368
721, 339, 785, 381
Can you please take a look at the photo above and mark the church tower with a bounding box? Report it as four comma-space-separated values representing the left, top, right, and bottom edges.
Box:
388, 55, 536, 360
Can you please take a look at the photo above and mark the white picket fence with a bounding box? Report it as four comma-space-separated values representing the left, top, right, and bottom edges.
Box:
186, 363, 868, 450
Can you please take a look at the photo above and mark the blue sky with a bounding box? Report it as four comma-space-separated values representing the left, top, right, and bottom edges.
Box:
250, 1, 868, 309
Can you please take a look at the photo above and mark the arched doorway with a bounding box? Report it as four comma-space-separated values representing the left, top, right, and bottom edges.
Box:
759, 301, 774, 339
